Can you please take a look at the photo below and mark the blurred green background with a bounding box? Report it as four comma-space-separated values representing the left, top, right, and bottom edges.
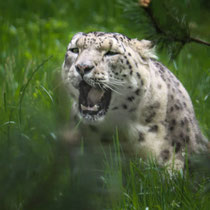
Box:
0, 0, 209, 209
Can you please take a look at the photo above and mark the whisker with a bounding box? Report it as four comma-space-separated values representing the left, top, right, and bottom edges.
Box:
103, 83, 122, 95
110, 77, 126, 82
106, 83, 123, 91
108, 82, 125, 87
87, 78, 123, 95
109, 79, 126, 85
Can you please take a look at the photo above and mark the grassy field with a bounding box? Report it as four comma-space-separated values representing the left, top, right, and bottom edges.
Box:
0, 0, 209, 209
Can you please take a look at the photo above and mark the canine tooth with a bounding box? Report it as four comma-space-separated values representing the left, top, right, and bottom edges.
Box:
81, 104, 88, 111
92, 104, 99, 111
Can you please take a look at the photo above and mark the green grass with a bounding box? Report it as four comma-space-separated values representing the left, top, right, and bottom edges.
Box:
0, 0, 210, 209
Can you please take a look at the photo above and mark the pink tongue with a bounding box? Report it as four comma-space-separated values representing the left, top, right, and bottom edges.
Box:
87, 88, 105, 106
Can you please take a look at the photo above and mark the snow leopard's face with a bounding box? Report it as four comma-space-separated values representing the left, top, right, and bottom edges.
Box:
62, 32, 152, 123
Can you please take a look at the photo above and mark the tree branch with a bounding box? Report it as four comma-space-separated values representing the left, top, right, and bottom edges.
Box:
189, 37, 210, 46
144, 7, 163, 35
144, 7, 210, 47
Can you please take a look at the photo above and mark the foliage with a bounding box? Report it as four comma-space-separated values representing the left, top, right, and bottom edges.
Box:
0, 0, 209, 209
118, 0, 210, 59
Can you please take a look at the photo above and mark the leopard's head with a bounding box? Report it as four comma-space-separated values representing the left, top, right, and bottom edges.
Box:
62, 32, 156, 123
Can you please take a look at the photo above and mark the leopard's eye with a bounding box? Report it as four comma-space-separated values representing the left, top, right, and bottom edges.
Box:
104, 51, 120, 56
69, 48, 79, 54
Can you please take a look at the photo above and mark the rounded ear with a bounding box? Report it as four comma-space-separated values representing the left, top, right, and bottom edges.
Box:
130, 39, 157, 60
138, 39, 155, 49
67, 32, 86, 50
70, 32, 86, 43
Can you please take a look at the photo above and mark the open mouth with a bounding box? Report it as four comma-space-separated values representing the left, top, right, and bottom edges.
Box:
78, 81, 112, 121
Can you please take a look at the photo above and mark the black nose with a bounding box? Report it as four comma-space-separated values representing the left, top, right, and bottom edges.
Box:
76, 63, 94, 76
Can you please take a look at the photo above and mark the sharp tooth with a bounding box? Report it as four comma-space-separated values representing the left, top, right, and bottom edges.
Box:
81, 104, 99, 111
81, 104, 88, 111
92, 104, 99, 111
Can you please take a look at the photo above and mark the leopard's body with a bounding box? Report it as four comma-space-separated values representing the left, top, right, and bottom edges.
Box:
62, 32, 208, 170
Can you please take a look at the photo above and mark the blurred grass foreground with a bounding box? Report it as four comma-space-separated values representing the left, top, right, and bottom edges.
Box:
0, 0, 210, 209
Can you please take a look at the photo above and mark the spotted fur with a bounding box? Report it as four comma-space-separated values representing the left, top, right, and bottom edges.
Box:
62, 32, 208, 170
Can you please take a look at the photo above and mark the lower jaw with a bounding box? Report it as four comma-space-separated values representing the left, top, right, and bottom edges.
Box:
79, 110, 106, 123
